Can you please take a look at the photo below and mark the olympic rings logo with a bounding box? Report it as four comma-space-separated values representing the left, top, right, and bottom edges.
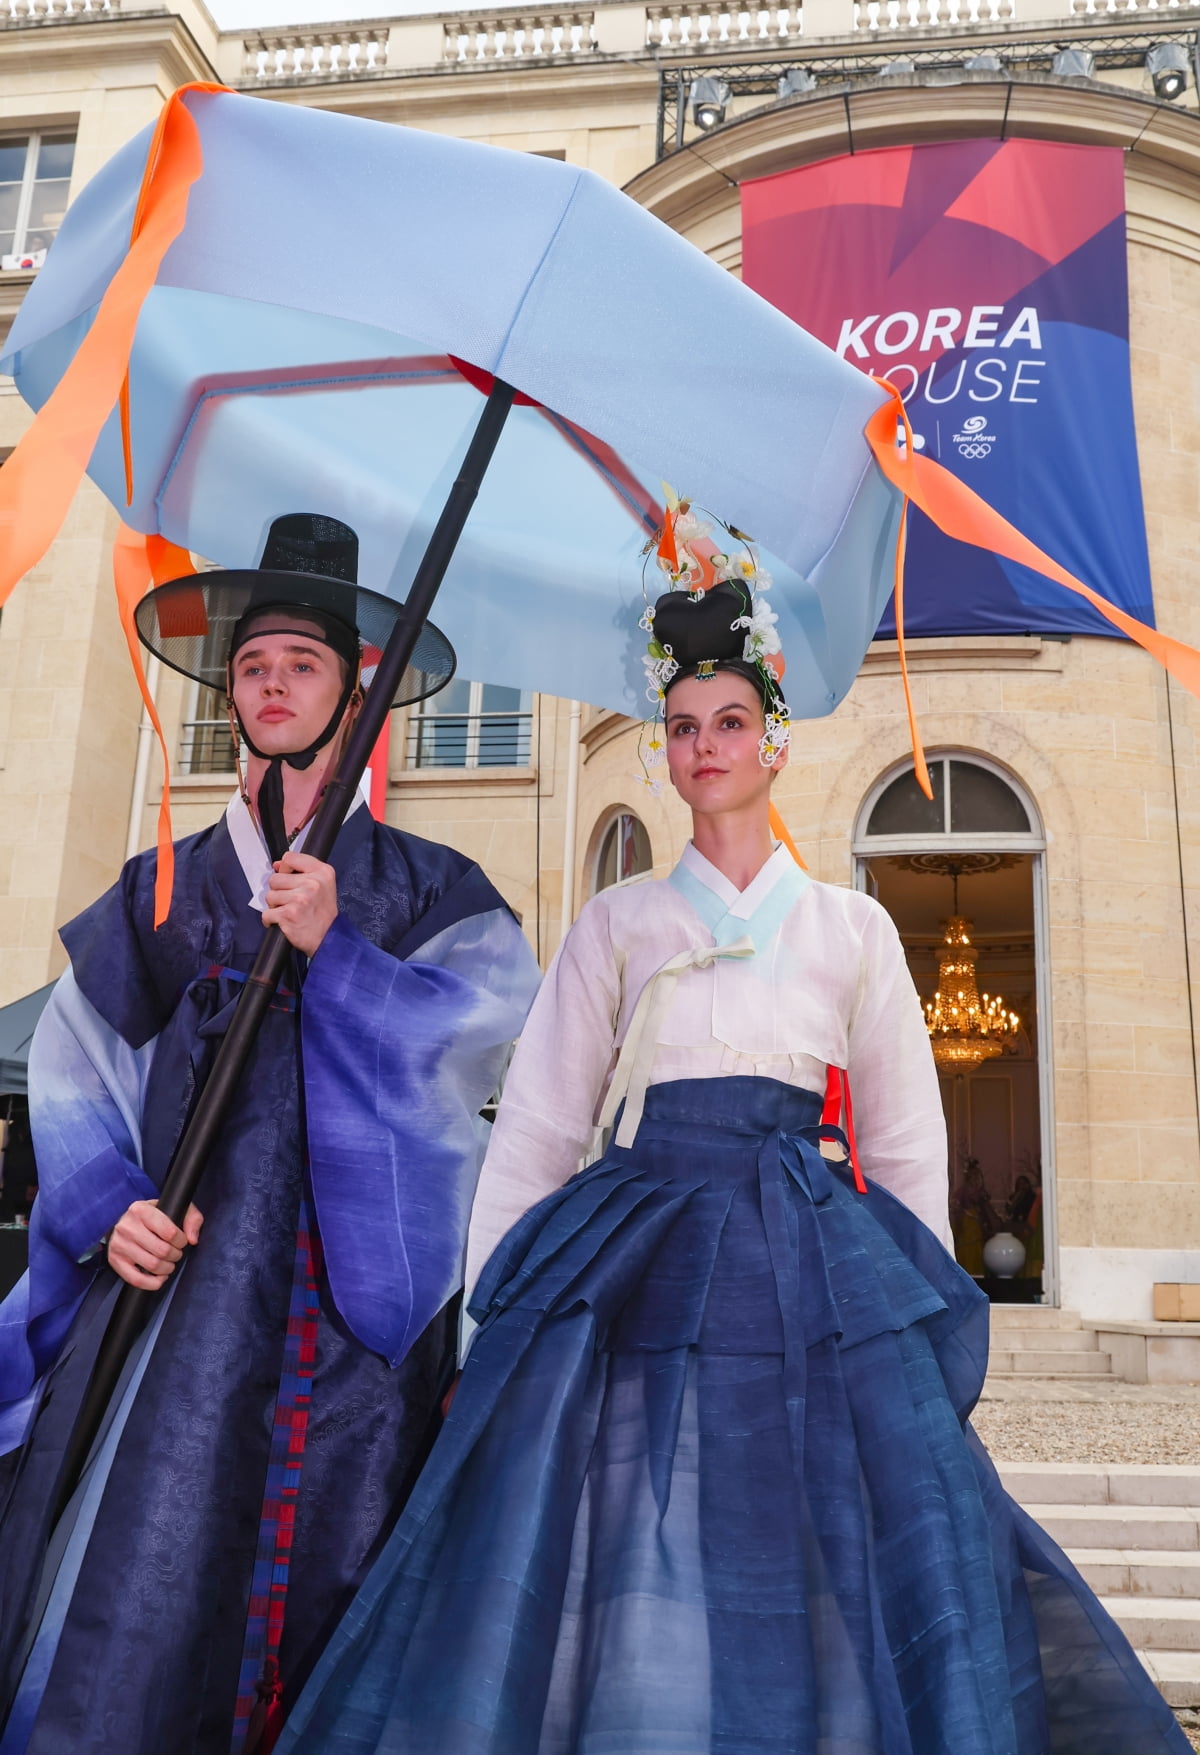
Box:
956, 441, 991, 459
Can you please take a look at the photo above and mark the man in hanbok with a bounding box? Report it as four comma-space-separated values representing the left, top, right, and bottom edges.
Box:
0, 514, 540, 1755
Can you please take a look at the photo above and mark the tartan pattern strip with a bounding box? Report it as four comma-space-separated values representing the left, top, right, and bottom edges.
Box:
230, 1191, 321, 1754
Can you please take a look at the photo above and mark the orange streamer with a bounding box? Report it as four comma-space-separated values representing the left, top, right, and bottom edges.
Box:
867, 379, 1200, 705
768, 801, 808, 872
114, 526, 197, 926
0, 82, 226, 611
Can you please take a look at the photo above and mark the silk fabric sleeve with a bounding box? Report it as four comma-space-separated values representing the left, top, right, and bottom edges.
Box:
846, 900, 952, 1248
300, 906, 540, 1366
0, 968, 159, 1455
465, 900, 622, 1297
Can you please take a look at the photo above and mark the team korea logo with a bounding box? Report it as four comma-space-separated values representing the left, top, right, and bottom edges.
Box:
953, 414, 995, 460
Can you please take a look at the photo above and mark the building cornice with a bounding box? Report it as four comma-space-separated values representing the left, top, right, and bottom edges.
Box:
0, 9, 217, 84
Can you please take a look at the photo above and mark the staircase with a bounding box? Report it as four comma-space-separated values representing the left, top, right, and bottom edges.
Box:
1000, 1460, 1200, 1707
987, 1304, 1116, 1382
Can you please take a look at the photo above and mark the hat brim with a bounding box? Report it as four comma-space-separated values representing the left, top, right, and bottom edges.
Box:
134, 568, 456, 707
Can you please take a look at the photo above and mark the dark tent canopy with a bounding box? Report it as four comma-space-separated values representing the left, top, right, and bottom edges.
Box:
0, 982, 55, 1097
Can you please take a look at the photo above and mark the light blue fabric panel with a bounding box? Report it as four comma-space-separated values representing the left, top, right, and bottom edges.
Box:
2, 91, 903, 722
0, 972, 158, 1455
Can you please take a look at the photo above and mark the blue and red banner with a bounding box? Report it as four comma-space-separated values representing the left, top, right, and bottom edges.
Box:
742, 139, 1152, 639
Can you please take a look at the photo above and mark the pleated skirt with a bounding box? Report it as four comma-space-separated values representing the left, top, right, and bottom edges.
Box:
279, 1076, 1189, 1755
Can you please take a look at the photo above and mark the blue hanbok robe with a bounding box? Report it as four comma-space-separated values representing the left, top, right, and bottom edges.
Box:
0, 794, 539, 1754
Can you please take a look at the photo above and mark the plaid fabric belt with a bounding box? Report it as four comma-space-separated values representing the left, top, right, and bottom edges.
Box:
231, 1191, 322, 1755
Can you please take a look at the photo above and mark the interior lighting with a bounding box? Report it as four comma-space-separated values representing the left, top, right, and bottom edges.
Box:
1051, 47, 1095, 77
1146, 42, 1189, 100
925, 914, 1019, 1070
691, 77, 732, 131
778, 68, 818, 99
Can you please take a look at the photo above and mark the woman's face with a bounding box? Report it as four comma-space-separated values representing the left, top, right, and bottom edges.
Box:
664, 670, 786, 815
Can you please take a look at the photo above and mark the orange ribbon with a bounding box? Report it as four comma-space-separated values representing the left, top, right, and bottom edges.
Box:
768, 801, 808, 872
867, 377, 1200, 796
114, 526, 198, 926
0, 81, 225, 926
0, 83, 225, 611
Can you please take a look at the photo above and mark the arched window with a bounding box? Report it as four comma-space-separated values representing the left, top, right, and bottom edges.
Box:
594, 812, 652, 893
859, 754, 1039, 846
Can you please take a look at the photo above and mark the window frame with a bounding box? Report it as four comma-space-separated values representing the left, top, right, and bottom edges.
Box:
407, 678, 533, 772
592, 809, 653, 895
0, 130, 75, 269
853, 752, 1044, 859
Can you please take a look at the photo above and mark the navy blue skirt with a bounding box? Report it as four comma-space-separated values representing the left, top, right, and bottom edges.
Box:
279, 1077, 1188, 1755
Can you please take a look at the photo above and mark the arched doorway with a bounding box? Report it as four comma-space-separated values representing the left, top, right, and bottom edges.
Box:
853, 754, 1056, 1303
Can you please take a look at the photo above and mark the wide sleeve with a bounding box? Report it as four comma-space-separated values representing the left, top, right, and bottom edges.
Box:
0, 969, 158, 1455
464, 899, 623, 1296
299, 904, 540, 1367
845, 900, 952, 1249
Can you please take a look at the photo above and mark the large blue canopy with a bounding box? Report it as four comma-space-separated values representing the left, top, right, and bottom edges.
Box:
3, 89, 901, 720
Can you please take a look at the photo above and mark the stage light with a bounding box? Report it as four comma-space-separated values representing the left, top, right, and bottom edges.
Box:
964, 52, 1003, 71
778, 68, 818, 99
878, 57, 916, 76
691, 77, 732, 131
1051, 47, 1095, 78
1146, 42, 1189, 100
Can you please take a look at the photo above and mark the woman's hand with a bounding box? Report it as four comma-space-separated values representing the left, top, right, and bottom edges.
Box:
106, 1200, 204, 1290
263, 852, 338, 956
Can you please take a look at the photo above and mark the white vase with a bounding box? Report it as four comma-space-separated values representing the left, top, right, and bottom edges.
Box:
983, 1231, 1026, 1280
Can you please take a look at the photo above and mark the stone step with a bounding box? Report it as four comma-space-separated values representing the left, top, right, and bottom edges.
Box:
1000, 1463, 1200, 1508
987, 1348, 1115, 1376
1024, 1504, 1200, 1552
989, 1307, 1082, 1330
1103, 1597, 1200, 1652
1137, 1649, 1200, 1708
1069, 1549, 1200, 1598
990, 1328, 1101, 1352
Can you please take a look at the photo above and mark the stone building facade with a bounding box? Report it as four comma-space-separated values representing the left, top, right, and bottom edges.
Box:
0, 0, 1199, 1321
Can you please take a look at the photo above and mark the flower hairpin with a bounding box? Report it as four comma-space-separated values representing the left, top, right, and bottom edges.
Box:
637, 487, 792, 775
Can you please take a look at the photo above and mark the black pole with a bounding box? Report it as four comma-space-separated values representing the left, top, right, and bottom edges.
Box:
51, 378, 517, 1524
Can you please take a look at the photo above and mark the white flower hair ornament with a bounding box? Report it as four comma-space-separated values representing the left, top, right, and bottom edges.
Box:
637, 488, 791, 779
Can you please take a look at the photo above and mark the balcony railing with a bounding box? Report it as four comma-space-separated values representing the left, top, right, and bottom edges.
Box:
180, 719, 237, 776
407, 711, 532, 770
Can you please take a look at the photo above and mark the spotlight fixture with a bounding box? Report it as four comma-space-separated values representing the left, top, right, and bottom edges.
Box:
691, 76, 732, 131
1146, 42, 1189, 100
878, 57, 916, 76
963, 51, 1003, 71
1051, 47, 1095, 78
778, 68, 818, 100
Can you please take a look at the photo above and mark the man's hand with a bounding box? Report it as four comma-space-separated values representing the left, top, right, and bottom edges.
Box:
263, 851, 338, 956
107, 1200, 204, 1290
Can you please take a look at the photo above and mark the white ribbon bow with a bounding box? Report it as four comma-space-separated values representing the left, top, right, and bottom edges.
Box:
598, 935, 757, 1150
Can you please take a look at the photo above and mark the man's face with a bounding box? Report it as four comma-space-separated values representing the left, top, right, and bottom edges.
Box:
230, 617, 350, 758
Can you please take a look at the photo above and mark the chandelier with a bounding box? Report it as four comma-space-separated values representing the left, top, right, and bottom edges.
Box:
923, 867, 1019, 1070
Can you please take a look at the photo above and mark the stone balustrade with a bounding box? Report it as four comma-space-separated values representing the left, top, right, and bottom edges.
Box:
242, 27, 388, 78
853, 0, 1014, 27
444, 11, 597, 61
645, 5, 800, 48
0, 0, 108, 19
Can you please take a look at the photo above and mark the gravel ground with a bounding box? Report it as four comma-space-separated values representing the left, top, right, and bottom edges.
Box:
1178, 1708, 1200, 1750
973, 1377, 1200, 1464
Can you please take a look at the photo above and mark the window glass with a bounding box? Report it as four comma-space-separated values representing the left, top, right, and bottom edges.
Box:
180, 683, 236, 775
36, 136, 75, 180
866, 761, 945, 836
595, 813, 651, 892
410, 678, 531, 769
0, 133, 75, 262
949, 760, 1030, 833
0, 140, 29, 185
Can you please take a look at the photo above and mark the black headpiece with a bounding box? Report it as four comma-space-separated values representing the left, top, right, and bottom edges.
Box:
135, 513, 458, 861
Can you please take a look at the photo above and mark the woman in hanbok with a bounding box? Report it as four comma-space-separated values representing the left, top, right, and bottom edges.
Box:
280, 504, 1187, 1755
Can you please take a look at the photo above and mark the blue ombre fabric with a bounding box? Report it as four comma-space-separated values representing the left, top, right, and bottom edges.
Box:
280, 1077, 1188, 1755
0, 806, 538, 1753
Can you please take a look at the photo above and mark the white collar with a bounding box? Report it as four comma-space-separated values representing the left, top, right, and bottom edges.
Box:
678, 840, 794, 921
225, 779, 369, 913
